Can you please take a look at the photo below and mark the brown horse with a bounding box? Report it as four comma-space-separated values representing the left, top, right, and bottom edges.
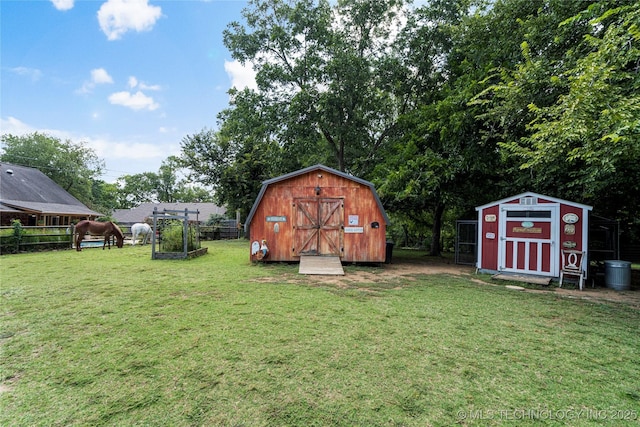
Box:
74, 220, 124, 251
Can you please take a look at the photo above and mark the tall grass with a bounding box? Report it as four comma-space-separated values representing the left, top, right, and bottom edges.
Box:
1, 241, 639, 426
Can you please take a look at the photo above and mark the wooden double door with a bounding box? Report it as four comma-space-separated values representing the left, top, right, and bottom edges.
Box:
293, 198, 343, 256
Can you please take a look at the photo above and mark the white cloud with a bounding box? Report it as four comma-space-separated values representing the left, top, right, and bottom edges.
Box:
10, 67, 42, 82
91, 68, 114, 84
0, 117, 82, 151
0, 116, 177, 182
0, 116, 184, 183
89, 137, 181, 182
51, 0, 74, 11
0, 116, 35, 135
138, 82, 161, 91
128, 76, 161, 91
0, 117, 84, 144
89, 137, 169, 160
77, 68, 114, 94
108, 90, 159, 111
97, 0, 163, 41
224, 60, 258, 91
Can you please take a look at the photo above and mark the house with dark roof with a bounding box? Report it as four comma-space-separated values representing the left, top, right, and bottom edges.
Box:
0, 162, 103, 226
112, 202, 227, 226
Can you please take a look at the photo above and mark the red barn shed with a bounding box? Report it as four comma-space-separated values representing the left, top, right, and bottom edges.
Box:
245, 164, 390, 263
476, 192, 592, 280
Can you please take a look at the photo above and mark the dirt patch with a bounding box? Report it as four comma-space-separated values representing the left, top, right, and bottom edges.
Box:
0, 374, 20, 394
255, 255, 640, 309
541, 286, 640, 309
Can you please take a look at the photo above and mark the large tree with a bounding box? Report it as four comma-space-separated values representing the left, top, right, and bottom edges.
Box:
223, 0, 410, 175
90, 180, 120, 217
185, 0, 640, 253
115, 156, 213, 209
180, 0, 421, 219
381, 0, 640, 254
483, 1, 640, 238
116, 172, 161, 208
372, 0, 508, 255
216, 0, 504, 253
180, 89, 283, 218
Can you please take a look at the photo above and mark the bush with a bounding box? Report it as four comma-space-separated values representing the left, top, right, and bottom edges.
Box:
0, 221, 22, 254
160, 221, 199, 252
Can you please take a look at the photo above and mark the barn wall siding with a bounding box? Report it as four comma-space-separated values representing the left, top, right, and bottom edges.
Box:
247, 166, 388, 263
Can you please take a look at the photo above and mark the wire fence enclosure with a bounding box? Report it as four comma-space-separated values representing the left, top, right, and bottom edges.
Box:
150, 208, 209, 260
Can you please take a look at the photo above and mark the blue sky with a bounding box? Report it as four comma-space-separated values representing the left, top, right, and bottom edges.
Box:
1, 0, 256, 182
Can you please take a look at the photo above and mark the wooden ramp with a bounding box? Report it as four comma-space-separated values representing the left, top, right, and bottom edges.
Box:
299, 255, 345, 275
492, 273, 551, 286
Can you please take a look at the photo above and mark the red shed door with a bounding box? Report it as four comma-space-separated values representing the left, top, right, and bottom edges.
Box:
293, 198, 343, 256
498, 204, 559, 277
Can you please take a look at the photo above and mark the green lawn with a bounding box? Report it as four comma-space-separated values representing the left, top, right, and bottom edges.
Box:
1, 240, 639, 426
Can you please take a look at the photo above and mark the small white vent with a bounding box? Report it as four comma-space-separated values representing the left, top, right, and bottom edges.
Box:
519, 196, 537, 206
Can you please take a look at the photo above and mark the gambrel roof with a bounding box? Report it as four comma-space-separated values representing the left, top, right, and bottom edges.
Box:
245, 164, 390, 233
0, 162, 102, 216
475, 191, 593, 211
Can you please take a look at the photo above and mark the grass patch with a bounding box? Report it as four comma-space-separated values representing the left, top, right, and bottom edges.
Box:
1, 241, 639, 426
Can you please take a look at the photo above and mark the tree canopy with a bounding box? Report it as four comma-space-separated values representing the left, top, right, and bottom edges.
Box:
480, 0, 640, 239
115, 156, 214, 209
186, 0, 639, 251
4, 0, 639, 251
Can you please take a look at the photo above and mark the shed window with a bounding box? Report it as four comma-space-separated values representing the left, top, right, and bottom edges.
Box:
506, 210, 552, 218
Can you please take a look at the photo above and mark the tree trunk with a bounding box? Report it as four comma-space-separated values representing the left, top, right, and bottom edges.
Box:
402, 224, 409, 247
429, 202, 445, 256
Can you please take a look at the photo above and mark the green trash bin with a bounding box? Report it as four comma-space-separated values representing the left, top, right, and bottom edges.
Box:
604, 260, 631, 291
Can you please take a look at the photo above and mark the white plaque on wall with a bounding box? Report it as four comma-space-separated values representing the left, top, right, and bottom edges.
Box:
344, 227, 364, 233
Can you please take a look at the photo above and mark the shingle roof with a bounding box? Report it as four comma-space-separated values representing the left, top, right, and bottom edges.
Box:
244, 164, 389, 232
0, 162, 103, 216
112, 202, 227, 224
474, 191, 593, 211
